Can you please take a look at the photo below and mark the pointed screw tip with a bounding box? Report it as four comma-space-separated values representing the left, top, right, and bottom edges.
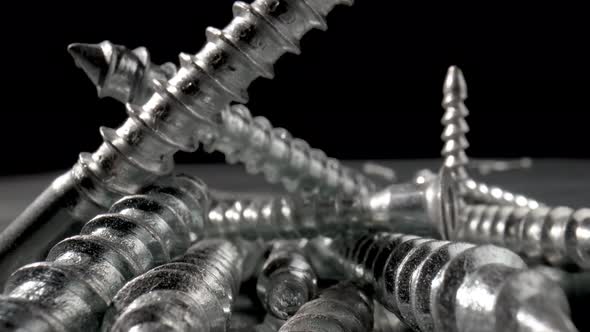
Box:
443, 65, 468, 99
66, 41, 111, 87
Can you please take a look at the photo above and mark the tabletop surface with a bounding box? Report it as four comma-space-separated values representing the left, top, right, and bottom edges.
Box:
1, 159, 588, 229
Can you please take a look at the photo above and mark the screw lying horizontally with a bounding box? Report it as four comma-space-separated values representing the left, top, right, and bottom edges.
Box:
69, 40, 177, 105
200, 104, 376, 198
323, 231, 577, 332
0, 174, 209, 332
279, 281, 374, 332
256, 240, 318, 320
74, 45, 375, 199
206, 166, 458, 242
103, 238, 251, 332
456, 204, 590, 269
441, 66, 542, 209
2, 0, 353, 281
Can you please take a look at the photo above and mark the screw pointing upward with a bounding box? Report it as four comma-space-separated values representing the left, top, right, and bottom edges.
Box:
68, 41, 177, 105
440, 66, 543, 209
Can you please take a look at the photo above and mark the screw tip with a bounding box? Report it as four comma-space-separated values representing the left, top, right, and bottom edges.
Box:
67, 41, 112, 87
443, 65, 468, 100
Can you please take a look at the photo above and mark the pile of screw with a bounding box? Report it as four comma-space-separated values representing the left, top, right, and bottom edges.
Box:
0, 1, 587, 331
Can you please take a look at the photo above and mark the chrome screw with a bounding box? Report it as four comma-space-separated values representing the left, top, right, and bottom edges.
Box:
256, 240, 318, 320
279, 281, 374, 332
3, 0, 352, 279
68, 40, 177, 105
457, 204, 590, 269
441, 66, 542, 209
206, 166, 458, 242
200, 104, 376, 198
103, 238, 250, 332
321, 231, 577, 332
0, 174, 209, 332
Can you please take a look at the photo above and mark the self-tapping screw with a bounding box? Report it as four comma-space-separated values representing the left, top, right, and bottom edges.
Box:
440, 66, 542, 210
2, 0, 352, 284
321, 231, 577, 332
103, 238, 252, 332
0, 174, 209, 332
457, 204, 590, 269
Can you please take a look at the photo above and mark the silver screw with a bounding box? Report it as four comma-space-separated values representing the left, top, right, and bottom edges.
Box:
279, 281, 374, 332
457, 204, 590, 269
68, 40, 177, 105
103, 238, 250, 332
205, 167, 458, 242
441, 66, 542, 209
200, 104, 376, 198
256, 240, 318, 320
4, 0, 352, 279
0, 174, 209, 332
322, 231, 577, 332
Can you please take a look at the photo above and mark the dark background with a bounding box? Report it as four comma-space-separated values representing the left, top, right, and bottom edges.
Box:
2, 1, 589, 175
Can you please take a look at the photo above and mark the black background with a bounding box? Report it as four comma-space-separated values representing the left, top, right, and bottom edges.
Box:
2, 1, 589, 175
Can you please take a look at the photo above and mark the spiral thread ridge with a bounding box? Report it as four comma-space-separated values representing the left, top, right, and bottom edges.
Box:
441, 66, 470, 182
202, 104, 375, 198
69, 0, 352, 215
279, 282, 374, 332
325, 231, 575, 332
0, 175, 209, 332
104, 238, 248, 332
457, 204, 590, 268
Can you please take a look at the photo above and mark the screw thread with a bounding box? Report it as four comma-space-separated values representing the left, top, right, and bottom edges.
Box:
104, 238, 248, 332
66, 0, 352, 215
462, 178, 543, 209
69, 41, 177, 105
441, 66, 470, 182
257, 240, 318, 320
324, 231, 575, 332
202, 104, 375, 198
457, 204, 590, 268
0, 174, 209, 332
279, 282, 374, 332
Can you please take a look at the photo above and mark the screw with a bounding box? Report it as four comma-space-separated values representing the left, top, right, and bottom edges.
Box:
322, 231, 577, 332
5, 0, 352, 282
441, 66, 542, 209
200, 104, 376, 198
103, 238, 250, 332
257, 240, 318, 319
457, 204, 590, 269
279, 281, 374, 332
205, 167, 458, 242
0, 174, 209, 332
68, 40, 177, 105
